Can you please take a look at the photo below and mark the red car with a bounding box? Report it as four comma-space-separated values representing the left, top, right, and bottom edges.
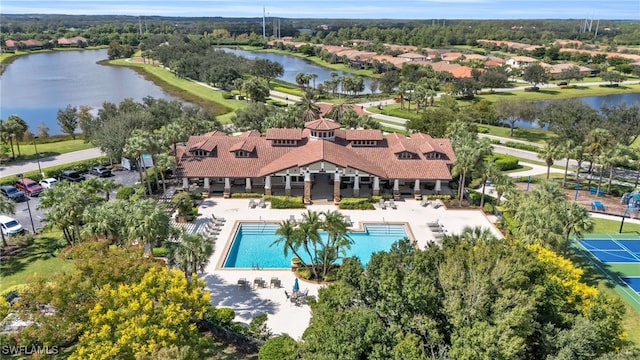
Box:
16, 178, 43, 197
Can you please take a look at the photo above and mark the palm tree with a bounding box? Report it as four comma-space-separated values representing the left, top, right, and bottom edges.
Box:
6, 115, 28, 157
559, 139, 575, 188
561, 202, 593, 256
39, 182, 96, 245
325, 101, 349, 124
126, 199, 170, 257
296, 91, 321, 123
272, 219, 306, 267
476, 160, 498, 208
154, 152, 177, 196
0, 195, 16, 246
461, 226, 497, 245
538, 141, 560, 180
492, 173, 515, 207
157, 122, 188, 162
125, 129, 153, 195
299, 210, 322, 279
321, 210, 352, 279
584, 128, 614, 192
82, 200, 128, 244
169, 229, 214, 280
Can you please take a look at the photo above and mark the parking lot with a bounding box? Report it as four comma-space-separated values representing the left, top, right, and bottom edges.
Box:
8, 168, 142, 234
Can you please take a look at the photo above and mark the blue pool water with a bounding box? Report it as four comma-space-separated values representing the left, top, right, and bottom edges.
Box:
223, 222, 409, 268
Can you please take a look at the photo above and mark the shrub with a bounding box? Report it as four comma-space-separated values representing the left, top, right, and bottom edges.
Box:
426, 194, 452, 200
504, 141, 540, 152
488, 153, 520, 171
524, 86, 540, 92
297, 267, 311, 280
369, 194, 392, 202
483, 202, 495, 214
338, 198, 375, 210
221, 92, 234, 99
207, 307, 236, 326
230, 192, 264, 198
152, 247, 169, 257
259, 335, 299, 360
116, 186, 136, 200
265, 195, 305, 209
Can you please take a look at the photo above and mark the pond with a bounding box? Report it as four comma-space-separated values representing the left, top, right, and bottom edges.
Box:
220, 47, 379, 94
0, 49, 175, 135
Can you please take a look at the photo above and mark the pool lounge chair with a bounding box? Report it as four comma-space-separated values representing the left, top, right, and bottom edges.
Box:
420, 198, 429, 207
344, 215, 353, 226
258, 198, 266, 208
248, 199, 257, 208
270, 277, 281, 288
379, 198, 387, 209
289, 214, 296, 222
253, 277, 265, 289
237, 278, 247, 289
389, 198, 397, 209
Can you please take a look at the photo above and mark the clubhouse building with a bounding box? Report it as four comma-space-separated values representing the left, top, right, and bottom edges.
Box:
176, 118, 455, 203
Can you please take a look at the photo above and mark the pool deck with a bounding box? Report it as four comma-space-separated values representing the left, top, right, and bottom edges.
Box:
199, 197, 502, 340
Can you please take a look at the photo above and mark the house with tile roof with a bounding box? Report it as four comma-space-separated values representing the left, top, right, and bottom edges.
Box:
176, 119, 455, 203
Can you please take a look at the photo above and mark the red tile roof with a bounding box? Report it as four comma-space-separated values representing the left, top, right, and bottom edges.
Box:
177, 127, 455, 181
266, 128, 303, 140
305, 118, 341, 131
345, 129, 383, 141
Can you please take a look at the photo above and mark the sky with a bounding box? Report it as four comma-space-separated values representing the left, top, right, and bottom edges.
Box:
1, 0, 639, 20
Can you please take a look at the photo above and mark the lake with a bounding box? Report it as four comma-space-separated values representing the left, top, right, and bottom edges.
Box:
220, 47, 378, 94
0, 49, 174, 135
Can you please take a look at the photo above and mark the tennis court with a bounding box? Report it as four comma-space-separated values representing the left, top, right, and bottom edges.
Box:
576, 234, 640, 301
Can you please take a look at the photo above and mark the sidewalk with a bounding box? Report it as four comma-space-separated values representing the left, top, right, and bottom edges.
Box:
0, 148, 104, 178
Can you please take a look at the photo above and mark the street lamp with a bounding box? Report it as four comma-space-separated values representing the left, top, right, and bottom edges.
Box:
33, 136, 42, 177
16, 173, 36, 234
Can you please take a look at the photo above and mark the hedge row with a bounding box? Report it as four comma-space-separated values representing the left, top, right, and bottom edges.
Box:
0, 156, 109, 186
426, 194, 452, 200
488, 153, 520, 171
504, 141, 541, 152
369, 194, 393, 202
338, 198, 375, 210
230, 192, 264, 198
265, 195, 305, 209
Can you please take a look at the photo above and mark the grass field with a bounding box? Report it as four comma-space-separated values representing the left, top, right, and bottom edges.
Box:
478, 124, 555, 143
476, 82, 640, 102
591, 217, 640, 234
2, 139, 94, 165
0, 231, 72, 293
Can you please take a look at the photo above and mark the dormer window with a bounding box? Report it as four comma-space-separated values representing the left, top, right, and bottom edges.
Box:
192, 149, 208, 157
311, 130, 335, 139
398, 152, 413, 159
273, 139, 298, 146
352, 140, 377, 146
425, 152, 441, 159
235, 150, 251, 158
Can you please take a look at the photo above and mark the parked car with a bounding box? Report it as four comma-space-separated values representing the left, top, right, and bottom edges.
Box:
58, 170, 86, 182
39, 178, 58, 189
0, 215, 24, 236
0, 185, 27, 202
15, 178, 43, 197
89, 165, 112, 178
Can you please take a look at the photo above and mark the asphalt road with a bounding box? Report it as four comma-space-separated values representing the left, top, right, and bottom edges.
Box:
8, 169, 141, 234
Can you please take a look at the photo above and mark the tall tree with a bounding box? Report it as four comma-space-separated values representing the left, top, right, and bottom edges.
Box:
168, 230, 214, 280
494, 100, 539, 137
538, 141, 560, 179
126, 199, 170, 257
6, 115, 28, 156
522, 63, 549, 89
296, 91, 321, 123
57, 104, 79, 139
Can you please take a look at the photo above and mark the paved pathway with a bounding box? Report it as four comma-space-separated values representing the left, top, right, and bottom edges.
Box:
1, 148, 104, 178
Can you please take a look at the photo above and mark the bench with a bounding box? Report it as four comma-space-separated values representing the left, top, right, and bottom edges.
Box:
589, 187, 605, 196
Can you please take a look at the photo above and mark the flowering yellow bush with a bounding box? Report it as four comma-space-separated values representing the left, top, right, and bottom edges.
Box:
527, 243, 598, 313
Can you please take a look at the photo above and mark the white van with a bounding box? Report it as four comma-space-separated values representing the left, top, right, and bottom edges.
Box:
0, 215, 25, 236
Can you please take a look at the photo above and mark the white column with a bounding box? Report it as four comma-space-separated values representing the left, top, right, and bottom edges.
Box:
414, 179, 420, 192
393, 179, 400, 191
204, 177, 210, 189
264, 175, 271, 189
373, 177, 380, 190
246, 177, 252, 191
304, 171, 311, 182
353, 175, 360, 190
182, 177, 189, 189
435, 180, 442, 192
285, 174, 291, 190
224, 177, 230, 189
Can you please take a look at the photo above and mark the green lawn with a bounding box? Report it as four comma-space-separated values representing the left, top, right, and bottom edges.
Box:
0, 231, 72, 294
477, 82, 640, 102
478, 124, 555, 143
2, 139, 94, 164
591, 217, 640, 234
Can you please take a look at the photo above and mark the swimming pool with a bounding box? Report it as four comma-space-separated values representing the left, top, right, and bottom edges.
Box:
223, 222, 409, 268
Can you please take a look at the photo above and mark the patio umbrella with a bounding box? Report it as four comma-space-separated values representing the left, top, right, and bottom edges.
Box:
293, 278, 300, 292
